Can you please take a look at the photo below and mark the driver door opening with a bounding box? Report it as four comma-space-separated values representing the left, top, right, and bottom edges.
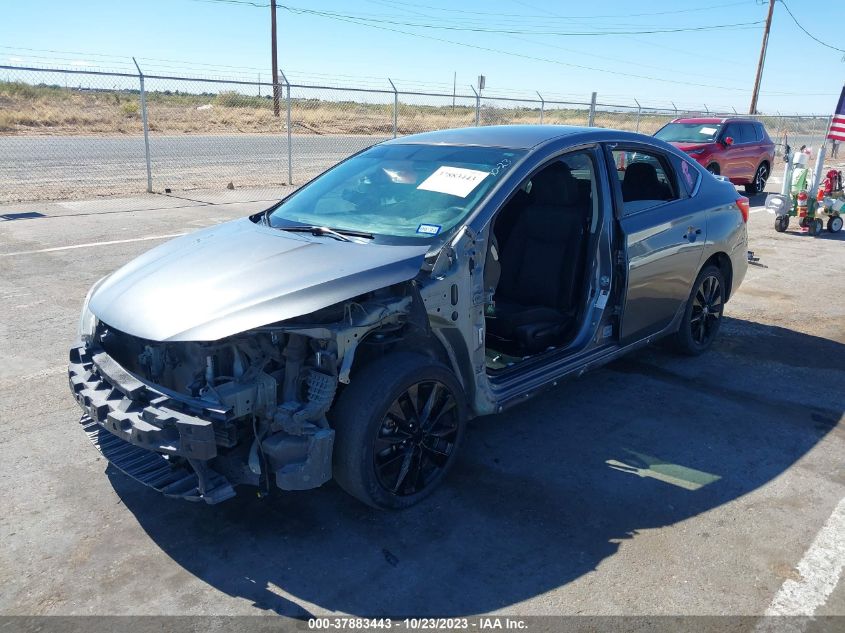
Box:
483, 151, 600, 372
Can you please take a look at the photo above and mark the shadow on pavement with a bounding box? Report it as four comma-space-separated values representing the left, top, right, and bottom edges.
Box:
108, 317, 843, 617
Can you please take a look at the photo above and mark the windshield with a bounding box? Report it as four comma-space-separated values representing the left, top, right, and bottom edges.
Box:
654, 122, 722, 144
268, 144, 524, 241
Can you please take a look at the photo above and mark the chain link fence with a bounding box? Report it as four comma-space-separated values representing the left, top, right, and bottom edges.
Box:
0, 64, 834, 204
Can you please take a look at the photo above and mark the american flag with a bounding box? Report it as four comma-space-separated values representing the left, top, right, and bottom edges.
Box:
828, 86, 845, 142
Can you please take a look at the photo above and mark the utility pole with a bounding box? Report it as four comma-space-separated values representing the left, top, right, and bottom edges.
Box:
271, 0, 280, 117
749, 0, 775, 115
452, 71, 456, 111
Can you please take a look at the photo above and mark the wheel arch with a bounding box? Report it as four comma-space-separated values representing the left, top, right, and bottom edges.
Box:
702, 251, 734, 300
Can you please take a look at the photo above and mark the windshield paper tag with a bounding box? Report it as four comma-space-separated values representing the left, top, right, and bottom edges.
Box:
417, 223, 442, 235
700, 126, 717, 135
417, 166, 489, 198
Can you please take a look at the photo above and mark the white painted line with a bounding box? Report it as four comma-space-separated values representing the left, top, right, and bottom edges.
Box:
0, 233, 186, 257
0, 365, 66, 387
762, 496, 845, 621
751, 207, 771, 214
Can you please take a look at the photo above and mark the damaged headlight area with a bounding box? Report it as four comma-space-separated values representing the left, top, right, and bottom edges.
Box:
78, 276, 108, 344
69, 285, 418, 504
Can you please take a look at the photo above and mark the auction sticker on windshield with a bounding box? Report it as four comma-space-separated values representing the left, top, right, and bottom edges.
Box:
417, 223, 442, 235
417, 166, 489, 198
700, 126, 718, 135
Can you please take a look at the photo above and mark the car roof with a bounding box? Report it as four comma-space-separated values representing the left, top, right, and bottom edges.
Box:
381, 125, 592, 150
381, 124, 653, 150
672, 117, 759, 125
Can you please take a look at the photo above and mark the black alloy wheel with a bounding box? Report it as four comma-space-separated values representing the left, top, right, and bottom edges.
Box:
673, 265, 726, 356
374, 380, 459, 497
690, 274, 724, 347
331, 352, 467, 509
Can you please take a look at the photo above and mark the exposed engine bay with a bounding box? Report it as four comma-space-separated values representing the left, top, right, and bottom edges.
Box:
71, 283, 421, 502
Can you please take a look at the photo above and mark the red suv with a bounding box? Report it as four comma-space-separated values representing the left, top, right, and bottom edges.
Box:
654, 117, 775, 194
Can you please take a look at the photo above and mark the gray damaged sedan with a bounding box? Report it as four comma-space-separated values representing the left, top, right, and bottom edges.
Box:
69, 125, 749, 508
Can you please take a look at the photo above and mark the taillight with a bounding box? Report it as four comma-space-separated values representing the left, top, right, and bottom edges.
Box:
736, 196, 750, 223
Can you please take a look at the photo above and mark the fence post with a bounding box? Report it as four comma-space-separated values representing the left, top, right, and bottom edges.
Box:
280, 69, 292, 185
588, 91, 597, 126
671, 102, 678, 118
471, 85, 480, 126
132, 57, 152, 193
388, 78, 398, 139
808, 115, 821, 151
634, 99, 641, 133
536, 91, 544, 124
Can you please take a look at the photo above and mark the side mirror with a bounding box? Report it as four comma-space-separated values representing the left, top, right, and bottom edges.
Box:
724, 136, 734, 146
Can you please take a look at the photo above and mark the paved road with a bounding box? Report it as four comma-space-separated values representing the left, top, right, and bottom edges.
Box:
0, 134, 387, 202
1, 131, 833, 205
0, 189, 842, 621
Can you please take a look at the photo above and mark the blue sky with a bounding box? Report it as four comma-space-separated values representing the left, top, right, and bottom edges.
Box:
1, 0, 843, 113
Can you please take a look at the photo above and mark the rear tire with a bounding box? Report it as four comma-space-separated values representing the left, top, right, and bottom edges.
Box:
672, 265, 726, 356
331, 352, 467, 509
809, 218, 824, 236
744, 162, 769, 195
828, 216, 843, 233
774, 215, 789, 232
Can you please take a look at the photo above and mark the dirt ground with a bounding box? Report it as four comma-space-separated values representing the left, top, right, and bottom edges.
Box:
0, 185, 842, 623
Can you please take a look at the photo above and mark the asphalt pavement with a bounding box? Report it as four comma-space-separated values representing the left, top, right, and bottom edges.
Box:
0, 186, 842, 621
0, 134, 386, 202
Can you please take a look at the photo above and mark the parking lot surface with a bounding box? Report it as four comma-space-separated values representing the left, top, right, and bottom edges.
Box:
0, 186, 843, 619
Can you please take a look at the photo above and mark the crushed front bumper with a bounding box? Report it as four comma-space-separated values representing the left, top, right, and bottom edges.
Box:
68, 344, 237, 504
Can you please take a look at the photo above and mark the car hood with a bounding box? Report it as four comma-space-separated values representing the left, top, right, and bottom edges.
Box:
89, 217, 430, 342
671, 142, 711, 152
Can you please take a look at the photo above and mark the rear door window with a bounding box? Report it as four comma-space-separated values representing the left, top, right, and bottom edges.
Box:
737, 124, 755, 144
612, 149, 679, 215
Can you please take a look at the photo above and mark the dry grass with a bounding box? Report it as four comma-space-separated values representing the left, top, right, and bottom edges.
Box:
0, 80, 647, 137
0, 81, 818, 139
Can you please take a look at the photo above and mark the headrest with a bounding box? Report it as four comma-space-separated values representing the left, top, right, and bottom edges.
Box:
530, 162, 579, 206
625, 161, 659, 183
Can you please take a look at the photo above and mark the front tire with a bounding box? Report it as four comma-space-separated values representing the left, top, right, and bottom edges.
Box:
672, 265, 726, 356
774, 215, 789, 232
828, 216, 843, 233
331, 352, 467, 509
706, 163, 720, 176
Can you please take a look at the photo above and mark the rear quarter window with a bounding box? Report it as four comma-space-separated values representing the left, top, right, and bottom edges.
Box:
672, 154, 701, 197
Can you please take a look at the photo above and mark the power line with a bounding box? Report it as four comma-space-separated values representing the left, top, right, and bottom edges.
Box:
372, 0, 753, 20
274, 4, 758, 92
280, 6, 765, 36
188, 0, 764, 36
778, 0, 845, 54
